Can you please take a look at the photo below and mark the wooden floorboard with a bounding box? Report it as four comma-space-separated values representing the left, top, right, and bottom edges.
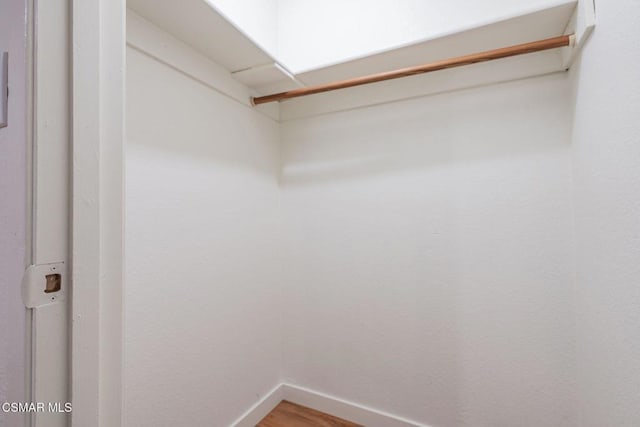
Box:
257, 400, 363, 427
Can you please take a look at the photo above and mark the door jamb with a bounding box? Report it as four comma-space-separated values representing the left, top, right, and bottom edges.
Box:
70, 1, 125, 425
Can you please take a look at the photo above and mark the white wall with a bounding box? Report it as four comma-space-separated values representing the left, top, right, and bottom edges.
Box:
124, 38, 283, 426
276, 0, 561, 72
123, 2, 640, 426
0, 0, 28, 426
280, 74, 575, 426
570, 0, 640, 425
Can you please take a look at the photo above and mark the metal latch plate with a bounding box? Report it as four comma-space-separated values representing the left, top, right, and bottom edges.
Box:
22, 262, 67, 308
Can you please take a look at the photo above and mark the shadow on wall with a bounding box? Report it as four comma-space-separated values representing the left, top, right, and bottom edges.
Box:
280, 73, 571, 187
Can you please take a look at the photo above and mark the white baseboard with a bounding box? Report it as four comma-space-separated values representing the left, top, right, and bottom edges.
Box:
232, 382, 428, 427
231, 383, 284, 427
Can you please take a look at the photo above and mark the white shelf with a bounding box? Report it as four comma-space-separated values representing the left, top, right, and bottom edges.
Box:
128, 0, 271, 72
295, 1, 578, 86
127, 0, 300, 95
127, 0, 594, 118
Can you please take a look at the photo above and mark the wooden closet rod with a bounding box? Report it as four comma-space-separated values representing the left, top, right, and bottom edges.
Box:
251, 34, 573, 105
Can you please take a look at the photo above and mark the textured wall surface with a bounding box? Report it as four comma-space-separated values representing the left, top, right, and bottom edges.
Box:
123, 1, 640, 426
125, 46, 283, 427
0, 0, 27, 426
281, 74, 575, 426
570, 0, 640, 425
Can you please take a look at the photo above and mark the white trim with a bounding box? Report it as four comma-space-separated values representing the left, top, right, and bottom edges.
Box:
71, 0, 125, 425
230, 384, 284, 427
283, 384, 428, 427
232, 383, 428, 427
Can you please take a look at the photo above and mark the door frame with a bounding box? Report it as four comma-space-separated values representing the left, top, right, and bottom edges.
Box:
70, 0, 125, 425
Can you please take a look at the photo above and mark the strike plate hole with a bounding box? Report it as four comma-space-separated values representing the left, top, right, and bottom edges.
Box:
44, 274, 61, 293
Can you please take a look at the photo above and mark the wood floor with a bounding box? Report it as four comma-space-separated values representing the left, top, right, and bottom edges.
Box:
257, 401, 363, 427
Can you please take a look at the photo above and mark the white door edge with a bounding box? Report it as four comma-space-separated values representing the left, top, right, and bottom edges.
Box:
27, 0, 72, 426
